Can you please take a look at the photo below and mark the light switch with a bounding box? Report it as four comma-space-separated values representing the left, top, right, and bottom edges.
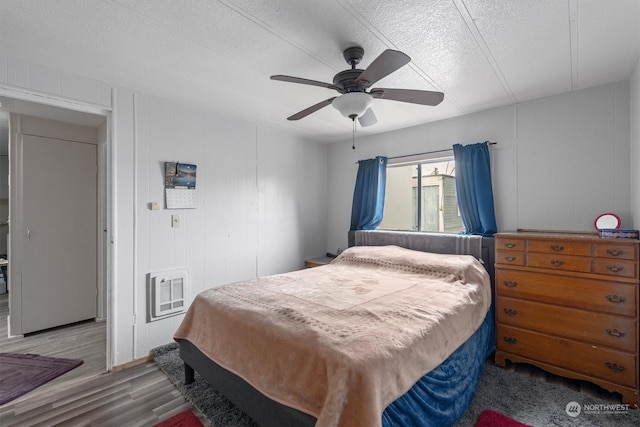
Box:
172, 214, 181, 228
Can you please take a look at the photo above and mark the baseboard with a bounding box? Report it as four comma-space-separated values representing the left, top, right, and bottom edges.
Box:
112, 354, 153, 372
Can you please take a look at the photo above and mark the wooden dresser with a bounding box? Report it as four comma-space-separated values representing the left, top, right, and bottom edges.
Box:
494, 231, 639, 406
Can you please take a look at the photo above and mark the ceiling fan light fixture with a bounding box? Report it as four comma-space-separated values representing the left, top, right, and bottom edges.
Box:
331, 92, 373, 119
272, 47, 443, 124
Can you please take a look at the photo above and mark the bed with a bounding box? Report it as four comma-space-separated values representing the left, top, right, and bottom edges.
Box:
174, 230, 495, 427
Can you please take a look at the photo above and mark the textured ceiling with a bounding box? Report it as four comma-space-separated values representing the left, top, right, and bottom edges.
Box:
0, 0, 639, 143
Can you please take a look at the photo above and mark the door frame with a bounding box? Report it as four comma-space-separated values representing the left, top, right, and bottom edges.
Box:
1, 85, 113, 370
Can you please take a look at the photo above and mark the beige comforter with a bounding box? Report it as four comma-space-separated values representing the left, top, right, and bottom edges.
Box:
174, 245, 491, 427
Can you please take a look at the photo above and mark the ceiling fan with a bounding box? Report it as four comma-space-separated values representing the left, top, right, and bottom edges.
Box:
270, 46, 444, 127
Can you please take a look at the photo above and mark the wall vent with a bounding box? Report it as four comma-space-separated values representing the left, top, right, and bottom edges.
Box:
148, 268, 189, 322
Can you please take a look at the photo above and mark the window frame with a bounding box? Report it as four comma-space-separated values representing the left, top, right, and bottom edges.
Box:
380, 153, 462, 233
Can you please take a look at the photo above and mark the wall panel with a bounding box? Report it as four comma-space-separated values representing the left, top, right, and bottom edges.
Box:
631, 57, 640, 229
112, 87, 136, 364
29, 64, 61, 96
327, 81, 633, 252
0, 54, 7, 84
128, 94, 327, 359
4, 56, 111, 108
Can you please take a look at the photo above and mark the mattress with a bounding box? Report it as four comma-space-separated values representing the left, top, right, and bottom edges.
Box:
174, 244, 492, 427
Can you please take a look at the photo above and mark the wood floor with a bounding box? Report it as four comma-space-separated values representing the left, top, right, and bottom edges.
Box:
0, 292, 106, 390
0, 292, 209, 426
0, 361, 210, 427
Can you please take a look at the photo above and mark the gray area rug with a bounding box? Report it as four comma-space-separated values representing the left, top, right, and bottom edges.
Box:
454, 363, 639, 427
151, 343, 258, 427
152, 343, 640, 427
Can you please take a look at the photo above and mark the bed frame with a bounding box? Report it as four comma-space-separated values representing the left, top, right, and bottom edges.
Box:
178, 230, 495, 427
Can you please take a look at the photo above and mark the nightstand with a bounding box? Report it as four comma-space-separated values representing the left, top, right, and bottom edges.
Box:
305, 256, 334, 268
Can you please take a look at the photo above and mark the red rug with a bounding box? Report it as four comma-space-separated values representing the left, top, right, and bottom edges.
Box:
474, 410, 533, 427
153, 409, 204, 427
0, 353, 83, 405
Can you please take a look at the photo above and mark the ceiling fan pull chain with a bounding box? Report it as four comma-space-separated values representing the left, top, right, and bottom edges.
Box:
352, 117, 356, 150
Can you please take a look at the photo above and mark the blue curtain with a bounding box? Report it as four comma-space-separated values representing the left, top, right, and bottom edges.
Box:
453, 142, 497, 236
350, 156, 387, 230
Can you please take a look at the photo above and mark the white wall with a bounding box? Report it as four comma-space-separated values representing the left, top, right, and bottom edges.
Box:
0, 55, 113, 108
0, 155, 7, 255
111, 91, 328, 363
0, 55, 328, 365
631, 56, 640, 228
327, 81, 632, 252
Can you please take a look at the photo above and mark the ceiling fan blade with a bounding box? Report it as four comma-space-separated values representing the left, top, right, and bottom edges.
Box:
370, 88, 444, 106
354, 50, 411, 87
358, 108, 377, 127
287, 97, 337, 121
271, 75, 340, 91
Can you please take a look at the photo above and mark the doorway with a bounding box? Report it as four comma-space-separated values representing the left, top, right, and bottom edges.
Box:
0, 95, 110, 378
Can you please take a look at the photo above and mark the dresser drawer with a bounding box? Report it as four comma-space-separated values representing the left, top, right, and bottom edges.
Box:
596, 244, 637, 261
527, 240, 591, 256
594, 259, 638, 279
496, 250, 525, 266
496, 239, 525, 251
496, 269, 637, 316
496, 296, 637, 352
526, 253, 592, 273
497, 325, 637, 388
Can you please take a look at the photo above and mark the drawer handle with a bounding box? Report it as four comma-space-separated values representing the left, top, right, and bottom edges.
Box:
605, 362, 625, 373
605, 328, 626, 338
605, 295, 626, 304
505, 256, 516, 262
550, 260, 564, 267
503, 308, 518, 316
505, 243, 516, 249
503, 281, 518, 288
606, 249, 624, 257
606, 265, 624, 273
503, 337, 518, 345
550, 245, 564, 252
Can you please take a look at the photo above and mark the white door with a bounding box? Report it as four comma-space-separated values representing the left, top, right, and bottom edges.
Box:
21, 134, 97, 333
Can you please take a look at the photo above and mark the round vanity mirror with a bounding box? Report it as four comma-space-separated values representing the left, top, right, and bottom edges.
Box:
594, 213, 621, 230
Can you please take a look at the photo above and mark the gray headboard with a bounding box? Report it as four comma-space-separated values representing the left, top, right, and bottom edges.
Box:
351, 230, 495, 286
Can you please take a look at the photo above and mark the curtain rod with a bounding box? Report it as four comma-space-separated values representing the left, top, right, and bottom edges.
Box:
355, 141, 497, 164
388, 141, 497, 161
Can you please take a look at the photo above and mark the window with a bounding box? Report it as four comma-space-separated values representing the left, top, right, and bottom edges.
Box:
378, 158, 464, 233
